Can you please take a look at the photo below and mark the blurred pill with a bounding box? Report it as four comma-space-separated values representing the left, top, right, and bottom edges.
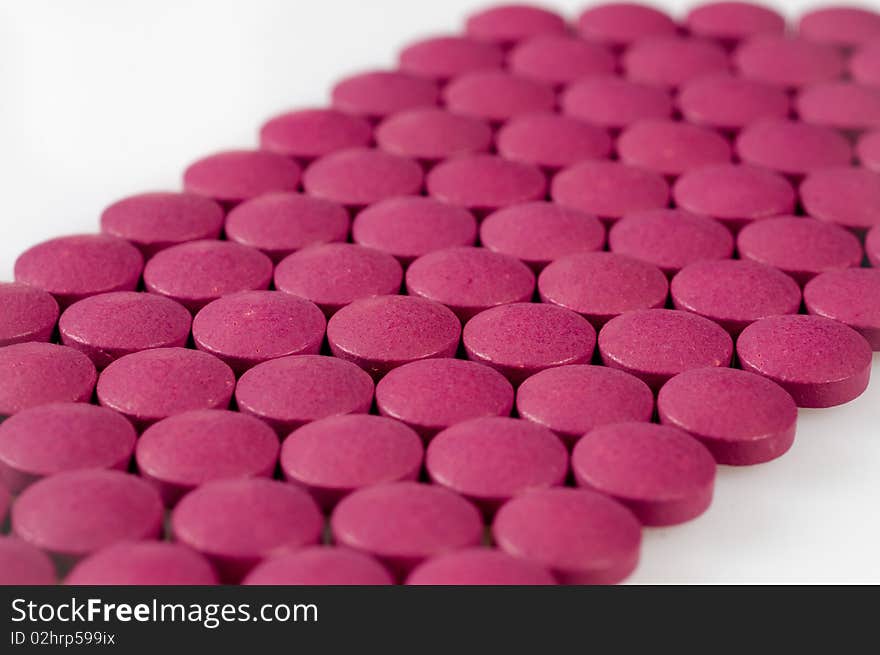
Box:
561, 75, 674, 130
66, 542, 218, 586
243, 547, 394, 585
0, 282, 58, 347
183, 150, 301, 206
259, 108, 373, 162
331, 70, 439, 121
0, 343, 96, 416
407, 548, 555, 585
804, 268, 880, 349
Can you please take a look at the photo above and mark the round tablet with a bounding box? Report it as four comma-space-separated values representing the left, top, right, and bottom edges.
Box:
857, 130, 880, 172
14, 234, 143, 308
0, 282, 58, 347
516, 365, 654, 445
462, 302, 597, 384
375, 358, 514, 439
280, 414, 423, 508
598, 308, 734, 390
492, 487, 641, 585
672, 163, 796, 231
561, 76, 674, 130
623, 35, 730, 89
100, 191, 224, 257
0, 343, 96, 417
407, 548, 555, 585
143, 240, 273, 312
508, 34, 616, 87
259, 108, 373, 162
96, 347, 235, 427
192, 291, 325, 373
800, 166, 880, 232
868, 224, 880, 266
243, 547, 394, 585
136, 409, 280, 504
736, 215, 863, 284
66, 542, 218, 585
796, 82, 880, 132
59, 291, 191, 369
352, 196, 477, 264
398, 35, 504, 81
182, 150, 301, 206
0, 402, 136, 493
538, 252, 668, 327
235, 355, 374, 435
331, 70, 439, 120
736, 119, 852, 178
617, 119, 731, 177
442, 71, 555, 123
804, 268, 880, 349
0, 537, 56, 585
737, 314, 872, 407
735, 34, 845, 90
327, 295, 461, 378
850, 41, 880, 87
375, 108, 492, 164
576, 3, 676, 48
465, 4, 567, 46
496, 112, 612, 171
685, 2, 785, 46
302, 147, 424, 209
12, 470, 163, 562
330, 481, 483, 577
798, 6, 880, 49
224, 192, 350, 262
676, 73, 790, 133
171, 477, 323, 582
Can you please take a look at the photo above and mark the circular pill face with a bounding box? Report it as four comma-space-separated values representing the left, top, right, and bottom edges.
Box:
677, 73, 791, 132
375, 108, 493, 163
59, 291, 192, 369
800, 166, 880, 232
736, 119, 852, 178
796, 82, 880, 132
734, 35, 845, 89
685, 2, 785, 45
442, 70, 556, 123
851, 42, 880, 87
0, 537, 57, 585
0, 282, 58, 347
508, 34, 616, 87
798, 6, 880, 48
259, 108, 373, 161
182, 150, 302, 205
14, 234, 143, 308
867, 225, 880, 267
465, 4, 567, 46
804, 269, 880, 350
576, 3, 676, 48
737, 314, 873, 408
398, 35, 504, 81
623, 35, 730, 89
406, 547, 555, 585
66, 542, 218, 585
561, 75, 674, 130
243, 547, 394, 585
617, 119, 731, 177
0, 343, 96, 416
858, 130, 880, 173
492, 487, 641, 585
496, 112, 612, 171
330, 70, 439, 120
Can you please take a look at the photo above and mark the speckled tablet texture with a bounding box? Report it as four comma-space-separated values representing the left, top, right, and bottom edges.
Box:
0, 343, 96, 416
617, 119, 731, 177
858, 130, 880, 173
182, 150, 301, 206
66, 542, 218, 586
796, 82, 880, 132
0, 537, 57, 585
804, 268, 880, 349
576, 3, 676, 48
623, 35, 730, 89
398, 35, 504, 81
0, 282, 59, 347
798, 6, 880, 48
850, 41, 880, 88
734, 35, 845, 89
508, 34, 615, 86
243, 547, 394, 586
496, 112, 612, 171
800, 166, 880, 232
407, 548, 556, 585
677, 73, 790, 133
737, 314, 872, 407
330, 70, 439, 121
259, 108, 373, 161
735, 119, 852, 178
375, 108, 493, 164
867, 225, 880, 267
685, 2, 785, 45
465, 4, 567, 46
442, 70, 556, 123
561, 76, 674, 130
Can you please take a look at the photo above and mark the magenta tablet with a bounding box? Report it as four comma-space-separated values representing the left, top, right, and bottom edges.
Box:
677, 73, 790, 133
508, 34, 616, 87
798, 6, 880, 49
374, 108, 493, 164
280, 414, 423, 508
0, 537, 56, 585
516, 364, 654, 446
561, 76, 674, 130
331, 70, 439, 120
0, 282, 58, 347
0, 485, 8, 522
685, 2, 785, 46
623, 35, 730, 88
736, 119, 852, 178
868, 225, 880, 266
274, 243, 403, 315
182, 150, 301, 206
800, 166, 880, 232
465, 4, 567, 46
235, 354, 374, 435
330, 481, 483, 577
496, 112, 612, 171
327, 295, 461, 378
462, 302, 596, 384
259, 108, 373, 162
850, 41, 880, 87
737, 314, 872, 407
14, 234, 143, 308
857, 130, 880, 173
616, 118, 731, 177
96, 347, 235, 427
442, 71, 555, 123
407, 548, 555, 585
224, 192, 350, 262
0, 402, 135, 493
538, 252, 668, 327
480, 202, 605, 270
352, 196, 477, 264
12, 470, 163, 563
375, 358, 514, 439
734, 35, 845, 88
576, 3, 676, 48
171, 477, 323, 582
0, 343, 96, 416
492, 487, 641, 585
243, 547, 393, 585
398, 35, 504, 81
66, 542, 218, 585
658, 366, 797, 465
796, 82, 880, 132
59, 291, 191, 369
192, 291, 325, 373
136, 409, 280, 504
143, 240, 273, 312
805, 268, 880, 349
598, 308, 733, 389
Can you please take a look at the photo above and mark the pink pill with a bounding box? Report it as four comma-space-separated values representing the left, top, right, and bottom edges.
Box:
493, 487, 641, 585
599, 308, 734, 389
516, 364, 654, 445
375, 358, 514, 439
136, 409, 280, 505
850, 41, 880, 87
14, 234, 143, 308
736, 119, 852, 179
280, 414, 423, 508
480, 202, 605, 271
66, 542, 218, 585
443, 71, 556, 124
576, 3, 677, 48
235, 355, 374, 435
800, 166, 880, 232
375, 108, 493, 164
407, 547, 555, 585
331, 70, 439, 121
868, 224, 880, 266
465, 4, 567, 46
258, 108, 373, 162
857, 129, 880, 172
96, 347, 235, 427
100, 191, 224, 257
508, 34, 616, 87
462, 302, 597, 384
330, 481, 483, 577
0, 537, 56, 585
685, 2, 786, 46
561, 75, 674, 130
399, 35, 505, 81
192, 291, 325, 374
352, 196, 478, 264
798, 6, 880, 49
0, 343, 96, 416
624, 36, 730, 88
736, 216, 863, 284
59, 291, 191, 369
224, 192, 350, 262
617, 119, 732, 177
243, 547, 394, 585
0, 282, 58, 347
0, 402, 136, 493
171, 477, 323, 582
12, 470, 163, 563
183, 150, 301, 206
796, 81, 880, 132
804, 268, 880, 349
496, 112, 612, 172
143, 240, 273, 312
677, 73, 791, 133
734, 35, 845, 88
737, 314, 872, 407
0, 484, 8, 521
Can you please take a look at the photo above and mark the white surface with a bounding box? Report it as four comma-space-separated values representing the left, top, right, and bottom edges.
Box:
1, 0, 878, 584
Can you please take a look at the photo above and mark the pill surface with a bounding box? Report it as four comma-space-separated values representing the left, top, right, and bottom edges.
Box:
183, 150, 301, 206
576, 3, 676, 48
561, 76, 674, 130
796, 82, 880, 132
0, 343, 96, 416
623, 35, 730, 89
857, 130, 880, 172
259, 108, 373, 162
850, 41, 880, 87
736, 118, 852, 178
496, 112, 612, 171
375, 108, 493, 164
0, 282, 58, 347
798, 6, 880, 48
0, 537, 56, 585
443, 70, 556, 123
508, 34, 615, 86
0, 485, 8, 522
685, 2, 785, 45
800, 166, 880, 232
617, 118, 732, 177
734, 35, 845, 88
331, 70, 439, 120
867, 224, 880, 266
804, 268, 880, 349
465, 4, 567, 46
407, 547, 555, 585
66, 542, 218, 585
677, 73, 791, 133
398, 35, 504, 81
243, 547, 394, 585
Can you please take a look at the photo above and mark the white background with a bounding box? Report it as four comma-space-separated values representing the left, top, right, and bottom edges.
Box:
1, 0, 878, 583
